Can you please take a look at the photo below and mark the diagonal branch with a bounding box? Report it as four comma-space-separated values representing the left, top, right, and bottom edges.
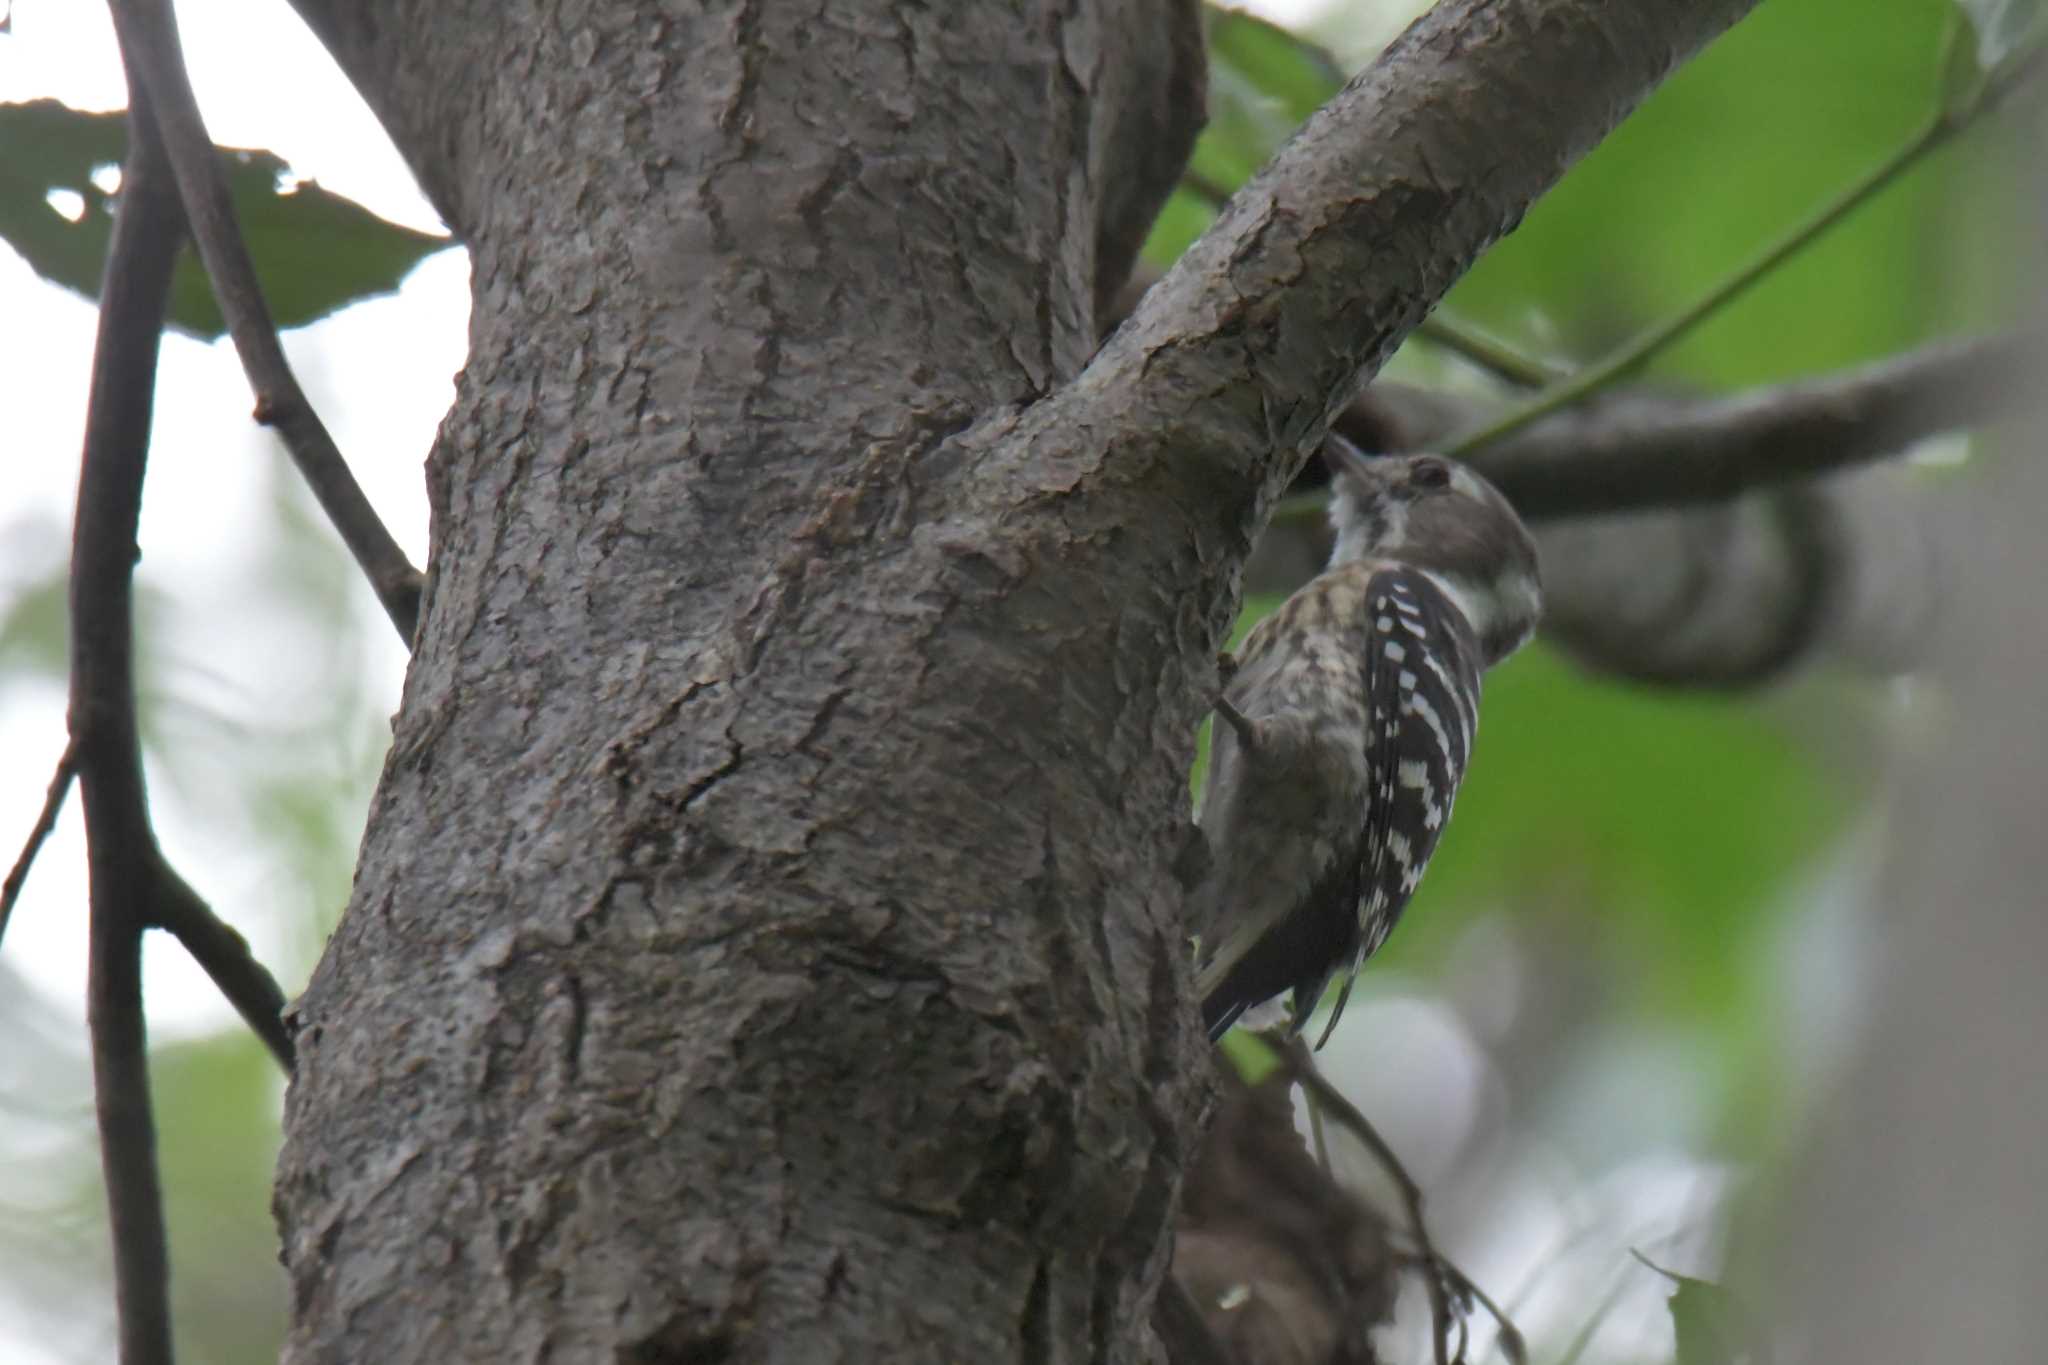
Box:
1450, 38, 2048, 458
1067, 0, 1764, 525
1166, 175, 1568, 389
0, 742, 78, 947
1278, 1038, 1527, 1365
1440, 331, 2044, 518
152, 862, 293, 1069
1215, 332, 2041, 687
106, 0, 423, 647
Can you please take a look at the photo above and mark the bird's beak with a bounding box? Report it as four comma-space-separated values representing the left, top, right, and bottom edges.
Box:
1320, 432, 1384, 488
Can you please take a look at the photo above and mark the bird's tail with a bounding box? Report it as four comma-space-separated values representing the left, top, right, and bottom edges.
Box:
1201, 990, 1248, 1043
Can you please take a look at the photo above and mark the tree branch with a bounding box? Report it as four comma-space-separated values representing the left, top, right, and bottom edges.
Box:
62, 71, 302, 1070
152, 861, 295, 1070
1356, 331, 2044, 519
1451, 37, 2048, 457
1277, 1036, 1456, 1365
1068, 0, 1763, 524
1245, 334, 2029, 687
1103, 263, 2013, 687
71, 93, 184, 1365
107, 0, 423, 647
1091, 0, 1206, 325
1529, 473, 1930, 687
0, 741, 77, 947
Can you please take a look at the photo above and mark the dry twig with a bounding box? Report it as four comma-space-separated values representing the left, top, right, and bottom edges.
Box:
106, 0, 424, 646
1275, 1035, 1528, 1365
0, 741, 78, 946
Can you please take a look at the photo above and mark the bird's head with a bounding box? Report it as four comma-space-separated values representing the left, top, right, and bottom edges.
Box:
1324, 436, 1542, 666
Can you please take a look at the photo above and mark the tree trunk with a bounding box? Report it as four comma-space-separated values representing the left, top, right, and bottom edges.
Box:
269, 0, 1757, 1359
274, 4, 1212, 1359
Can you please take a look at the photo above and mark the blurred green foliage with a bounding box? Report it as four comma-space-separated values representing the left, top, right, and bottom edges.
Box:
1447, 0, 2015, 378
151, 1033, 289, 1365
0, 468, 382, 1365
1635, 1252, 1758, 1365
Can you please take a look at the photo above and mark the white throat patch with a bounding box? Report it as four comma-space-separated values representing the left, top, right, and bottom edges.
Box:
1417, 567, 1539, 659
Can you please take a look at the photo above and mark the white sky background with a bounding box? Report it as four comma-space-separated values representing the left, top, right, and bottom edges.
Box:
1, 0, 455, 1034
0, 2, 1720, 1362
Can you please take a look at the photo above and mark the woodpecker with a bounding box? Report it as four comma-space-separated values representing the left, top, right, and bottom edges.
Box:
1191, 437, 1542, 1044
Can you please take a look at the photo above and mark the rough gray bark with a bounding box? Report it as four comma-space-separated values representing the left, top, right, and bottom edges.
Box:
270, 0, 1760, 1360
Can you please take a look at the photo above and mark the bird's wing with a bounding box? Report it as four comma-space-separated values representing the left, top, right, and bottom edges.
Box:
1195, 593, 1371, 1040
1312, 567, 1484, 1045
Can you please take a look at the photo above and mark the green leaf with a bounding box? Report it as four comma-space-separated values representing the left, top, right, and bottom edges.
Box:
0, 100, 452, 339
150, 1030, 289, 1364
1219, 1026, 1282, 1083
1141, 187, 1220, 273
1633, 1251, 1759, 1365
1207, 8, 1346, 121
1192, 8, 1346, 193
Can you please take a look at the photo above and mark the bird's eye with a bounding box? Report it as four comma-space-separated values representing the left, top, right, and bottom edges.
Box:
1412, 459, 1451, 490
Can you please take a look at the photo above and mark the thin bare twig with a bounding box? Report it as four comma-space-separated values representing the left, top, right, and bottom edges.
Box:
69, 59, 302, 1077
106, 0, 423, 647
1416, 315, 1570, 390
152, 861, 294, 1070
1551, 1269, 1634, 1365
1276, 1036, 1528, 1365
1274, 1035, 1452, 1365
1262, 328, 2043, 528
1452, 1267, 1527, 1365
0, 741, 78, 947
1449, 40, 2048, 458
72, 91, 184, 1365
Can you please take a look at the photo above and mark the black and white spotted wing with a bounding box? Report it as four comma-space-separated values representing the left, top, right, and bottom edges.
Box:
1194, 564, 1485, 1042
1314, 567, 1484, 1043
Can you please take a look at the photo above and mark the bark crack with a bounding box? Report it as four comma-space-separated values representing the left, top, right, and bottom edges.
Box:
1020, 1257, 1053, 1365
